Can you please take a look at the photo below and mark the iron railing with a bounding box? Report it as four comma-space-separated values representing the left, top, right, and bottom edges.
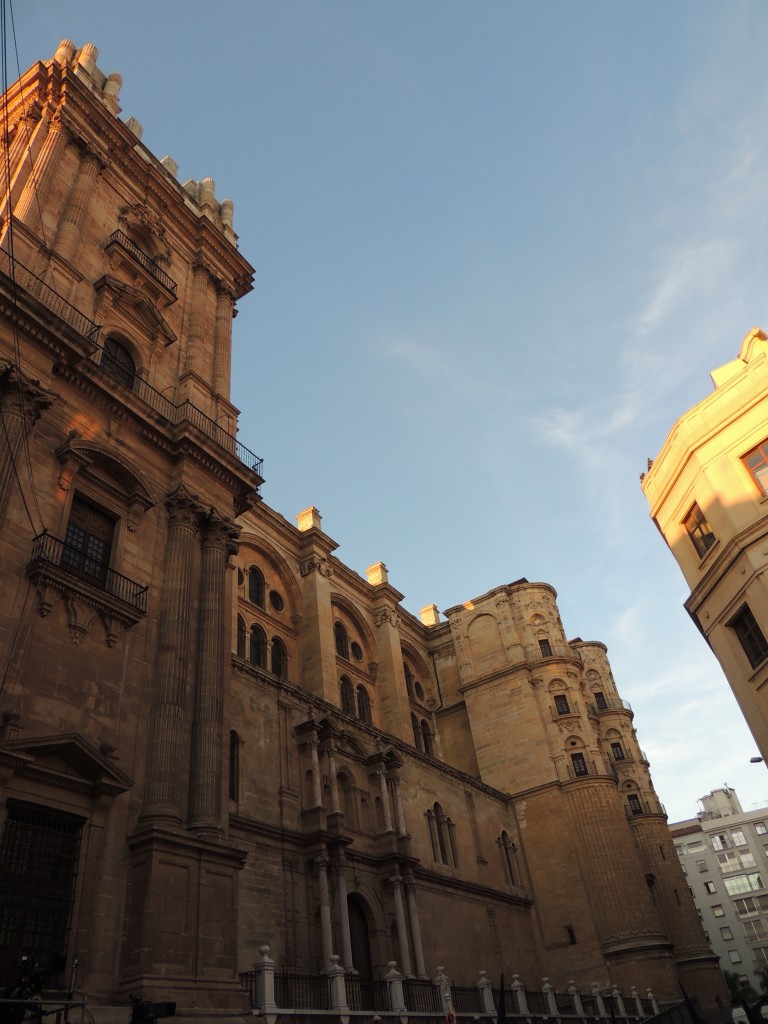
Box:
274, 972, 332, 1010
345, 975, 389, 1012
0, 248, 101, 343
107, 230, 177, 295
29, 531, 148, 614
402, 978, 442, 1014
451, 985, 485, 1013
589, 696, 633, 715
524, 641, 583, 666
88, 338, 263, 478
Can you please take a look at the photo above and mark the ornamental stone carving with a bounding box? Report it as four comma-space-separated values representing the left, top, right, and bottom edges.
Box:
300, 555, 333, 578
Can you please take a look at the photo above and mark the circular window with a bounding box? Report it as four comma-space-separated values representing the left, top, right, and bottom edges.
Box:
415, 681, 424, 701
269, 590, 284, 612
237, 568, 244, 587
350, 641, 363, 661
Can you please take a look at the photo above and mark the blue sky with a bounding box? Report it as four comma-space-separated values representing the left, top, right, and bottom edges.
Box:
13, 1, 768, 821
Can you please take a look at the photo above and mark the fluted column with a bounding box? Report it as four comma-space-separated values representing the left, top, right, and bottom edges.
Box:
14, 115, 69, 225
54, 146, 103, 263
310, 735, 324, 807
0, 364, 55, 522
189, 509, 239, 834
185, 261, 209, 376
212, 285, 234, 398
316, 853, 334, 967
326, 744, 340, 814
335, 855, 354, 970
141, 485, 202, 825
403, 871, 426, 978
390, 873, 413, 977
392, 774, 407, 836
377, 769, 394, 832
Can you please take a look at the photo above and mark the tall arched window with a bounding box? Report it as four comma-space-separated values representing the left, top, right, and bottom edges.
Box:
228, 730, 240, 801
433, 802, 449, 865
249, 623, 266, 667
340, 676, 355, 716
357, 684, 371, 725
236, 615, 246, 658
248, 566, 265, 607
411, 713, 423, 751
334, 621, 349, 659
421, 719, 433, 756
102, 336, 136, 388
271, 636, 287, 678
404, 662, 414, 699
499, 830, 517, 885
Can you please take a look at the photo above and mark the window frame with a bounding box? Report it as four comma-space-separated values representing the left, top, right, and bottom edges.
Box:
742, 439, 768, 497
682, 503, 716, 559
728, 604, 768, 671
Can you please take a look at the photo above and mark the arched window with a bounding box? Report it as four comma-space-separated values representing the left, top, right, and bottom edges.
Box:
271, 636, 287, 678
421, 719, 433, 756
404, 662, 414, 699
433, 802, 449, 865
228, 730, 240, 801
236, 615, 246, 658
334, 621, 349, 659
249, 623, 266, 667
357, 684, 371, 725
499, 830, 517, 885
340, 676, 355, 716
248, 566, 265, 607
102, 336, 136, 388
411, 713, 423, 751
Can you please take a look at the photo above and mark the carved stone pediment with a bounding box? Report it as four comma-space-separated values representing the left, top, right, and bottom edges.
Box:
0, 733, 134, 796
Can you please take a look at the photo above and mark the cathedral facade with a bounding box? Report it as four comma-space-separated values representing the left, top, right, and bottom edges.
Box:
0, 40, 724, 1012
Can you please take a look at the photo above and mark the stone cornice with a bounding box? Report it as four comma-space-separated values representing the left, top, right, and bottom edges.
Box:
685, 518, 768, 621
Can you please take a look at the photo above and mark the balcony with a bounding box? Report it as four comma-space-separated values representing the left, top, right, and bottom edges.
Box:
88, 337, 263, 481
105, 230, 177, 299
0, 247, 101, 343
524, 640, 583, 666
588, 696, 633, 716
27, 531, 148, 627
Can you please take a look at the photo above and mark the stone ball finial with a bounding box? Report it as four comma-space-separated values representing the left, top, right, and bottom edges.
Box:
258, 943, 270, 956
54, 39, 76, 65
220, 198, 234, 228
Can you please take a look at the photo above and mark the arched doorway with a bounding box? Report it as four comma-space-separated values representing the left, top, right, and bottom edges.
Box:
347, 894, 374, 1009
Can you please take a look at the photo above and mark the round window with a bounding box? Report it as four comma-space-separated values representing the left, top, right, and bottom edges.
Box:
351, 641, 363, 661
415, 681, 424, 701
269, 590, 284, 612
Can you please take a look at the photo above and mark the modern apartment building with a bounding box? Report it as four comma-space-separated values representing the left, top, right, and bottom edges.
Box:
671, 788, 768, 992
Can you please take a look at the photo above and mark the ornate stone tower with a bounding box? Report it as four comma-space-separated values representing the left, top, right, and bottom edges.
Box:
0, 40, 260, 1001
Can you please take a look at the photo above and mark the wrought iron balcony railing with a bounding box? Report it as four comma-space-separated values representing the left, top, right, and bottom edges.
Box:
0, 248, 101, 343
106, 230, 178, 296
524, 640, 583, 666
88, 337, 263, 478
28, 531, 148, 614
588, 696, 633, 716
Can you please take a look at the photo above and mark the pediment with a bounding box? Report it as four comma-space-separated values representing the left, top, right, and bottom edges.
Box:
94, 276, 177, 344
0, 733, 133, 796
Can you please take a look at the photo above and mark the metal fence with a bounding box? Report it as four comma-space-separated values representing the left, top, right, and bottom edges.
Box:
402, 978, 443, 1014
274, 972, 332, 1010
345, 975, 389, 1012
107, 230, 177, 295
451, 985, 485, 1013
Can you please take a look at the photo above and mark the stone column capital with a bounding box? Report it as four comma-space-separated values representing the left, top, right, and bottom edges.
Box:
164, 484, 204, 529
200, 507, 240, 554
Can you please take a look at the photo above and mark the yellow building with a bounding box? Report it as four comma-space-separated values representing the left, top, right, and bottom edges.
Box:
0, 40, 725, 1015
642, 330, 768, 761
